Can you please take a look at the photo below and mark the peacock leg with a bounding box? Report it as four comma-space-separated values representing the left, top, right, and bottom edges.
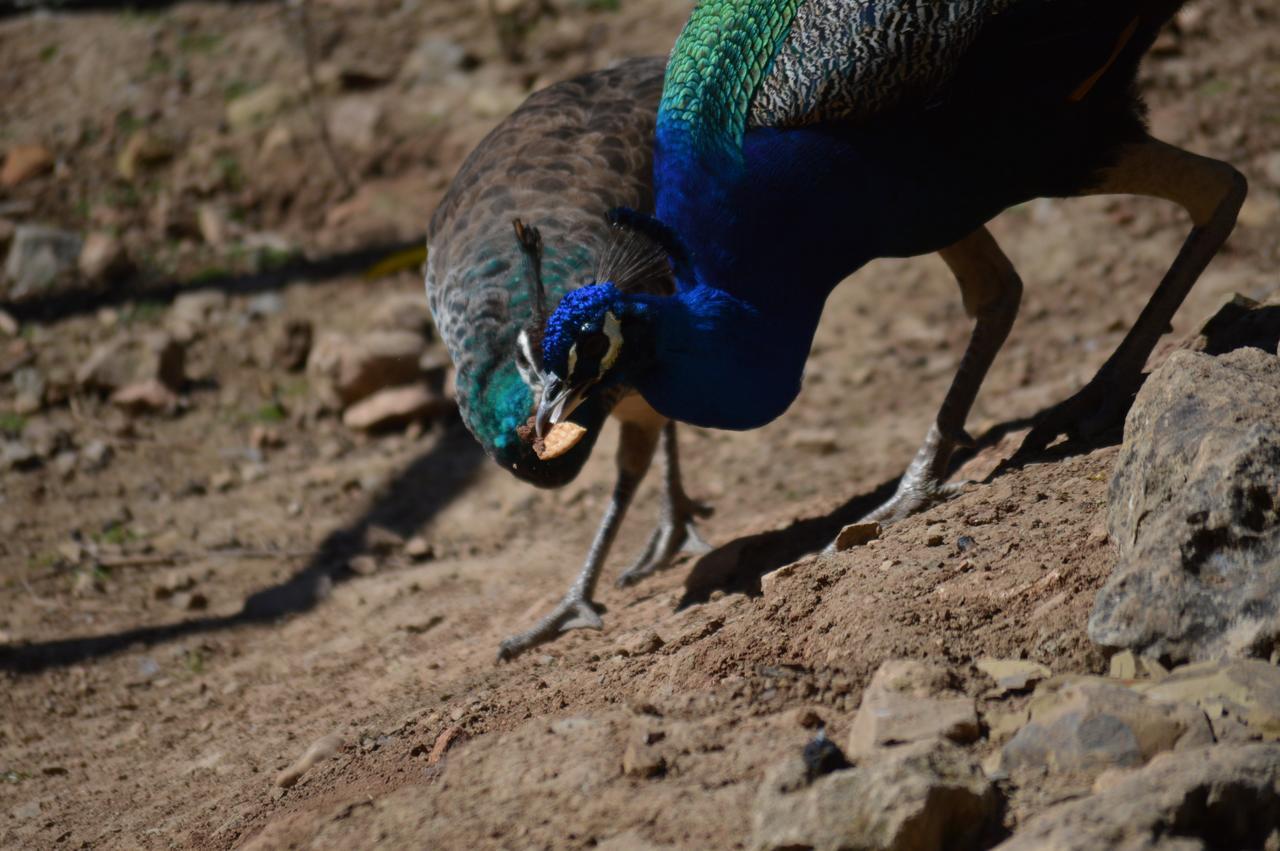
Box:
1023, 136, 1247, 452
615, 421, 713, 588
857, 226, 1023, 527
497, 419, 660, 661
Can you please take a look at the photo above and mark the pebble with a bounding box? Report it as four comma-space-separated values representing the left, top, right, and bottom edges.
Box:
1, 144, 54, 187
0, 308, 17, 336
834, 521, 880, 551
343, 384, 449, 432
274, 733, 344, 788
79, 231, 131, 282
111, 379, 179, 415
3, 225, 83, 297
404, 536, 433, 560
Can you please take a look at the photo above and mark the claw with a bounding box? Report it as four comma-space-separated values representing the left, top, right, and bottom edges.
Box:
496, 594, 605, 662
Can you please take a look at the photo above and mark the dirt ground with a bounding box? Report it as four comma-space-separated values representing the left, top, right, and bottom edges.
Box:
2, 1, 1279, 849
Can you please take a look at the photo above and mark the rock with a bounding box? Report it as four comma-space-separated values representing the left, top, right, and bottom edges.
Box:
77, 331, 186, 395
752, 740, 1000, 851
274, 733, 344, 788
78, 231, 131, 282
12, 366, 45, 414
170, 590, 208, 611
404, 536, 433, 560
342, 384, 449, 431
0, 309, 17, 337
1091, 345, 1280, 663
617, 630, 664, 657
227, 83, 293, 131
169, 290, 229, 336
1136, 660, 1280, 742
81, 439, 112, 471
993, 745, 1280, 851
621, 728, 667, 778
977, 658, 1052, 695
307, 330, 427, 409
327, 96, 383, 152
1000, 676, 1214, 780
1, 440, 38, 471
1, 144, 54, 187
196, 203, 230, 246
116, 130, 174, 181
834, 521, 880, 551
111, 379, 179, 415
370, 293, 436, 340
272, 319, 313, 372
400, 38, 470, 85
847, 660, 980, 755
1107, 650, 1168, 682
3, 225, 83, 298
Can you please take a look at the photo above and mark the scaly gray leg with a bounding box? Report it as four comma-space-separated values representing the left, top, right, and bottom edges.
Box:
857, 226, 1024, 528
616, 421, 713, 588
497, 420, 660, 661
1023, 136, 1247, 452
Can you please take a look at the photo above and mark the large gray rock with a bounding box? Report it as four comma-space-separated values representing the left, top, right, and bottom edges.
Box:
1000, 676, 1213, 780
994, 744, 1280, 851
1091, 345, 1280, 663
752, 740, 999, 851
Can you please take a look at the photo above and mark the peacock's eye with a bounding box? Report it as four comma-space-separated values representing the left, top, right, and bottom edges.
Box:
578, 332, 610, 362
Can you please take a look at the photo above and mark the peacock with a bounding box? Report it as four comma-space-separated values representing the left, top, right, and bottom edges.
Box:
536, 1, 1245, 564
426, 57, 710, 660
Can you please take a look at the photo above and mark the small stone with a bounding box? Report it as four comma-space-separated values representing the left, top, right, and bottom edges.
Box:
81, 439, 112, 471
1, 144, 54, 187
227, 84, 293, 131
404, 536, 433, 560
0, 309, 17, 336
111, 379, 178, 415
1, 440, 38, 471
847, 660, 980, 755
196, 203, 230, 246
78, 231, 131, 282
370, 293, 436, 340
274, 733, 343, 788
170, 591, 208, 611
348, 555, 379, 576
78, 331, 186, 395
116, 130, 174, 181
364, 525, 405, 553
153, 570, 197, 599
170, 291, 228, 331
246, 292, 284, 318
327, 97, 383, 152
618, 630, 664, 657
976, 658, 1052, 695
834, 521, 881, 551
210, 470, 236, 492
342, 384, 449, 431
4, 225, 83, 298
307, 330, 427, 409
925, 533, 945, 547
400, 38, 469, 85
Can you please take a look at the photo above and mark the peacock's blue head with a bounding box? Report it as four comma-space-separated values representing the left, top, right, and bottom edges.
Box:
535, 282, 649, 439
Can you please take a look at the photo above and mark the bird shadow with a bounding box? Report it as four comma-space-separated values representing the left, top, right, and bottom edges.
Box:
0, 422, 486, 675
679, 297, 1280, 608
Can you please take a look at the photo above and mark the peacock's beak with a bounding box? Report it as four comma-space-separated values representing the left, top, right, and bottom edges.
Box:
535, 375, 590, 440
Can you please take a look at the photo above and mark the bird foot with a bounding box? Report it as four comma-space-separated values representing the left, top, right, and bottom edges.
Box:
1020, 372, 1142, 457
615, 499, 713, 589
496, 594, 604, 661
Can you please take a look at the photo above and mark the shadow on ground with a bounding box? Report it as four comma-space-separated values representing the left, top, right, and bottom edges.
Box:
0, 422, 485, 675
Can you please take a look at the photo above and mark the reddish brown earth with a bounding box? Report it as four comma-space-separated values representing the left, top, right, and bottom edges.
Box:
1, 2, 1278, 849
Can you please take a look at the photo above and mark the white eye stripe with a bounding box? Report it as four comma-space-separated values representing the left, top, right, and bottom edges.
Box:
567, 344, 578, 379
600, 311, 622, 373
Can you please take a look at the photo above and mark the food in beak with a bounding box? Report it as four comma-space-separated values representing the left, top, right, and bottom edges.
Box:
517, 414, 588, 461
